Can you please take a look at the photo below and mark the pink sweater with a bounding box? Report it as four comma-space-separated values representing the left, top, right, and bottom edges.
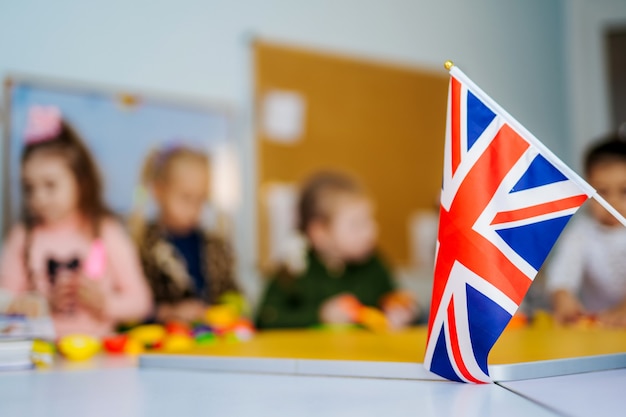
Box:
0, 216, 152, 337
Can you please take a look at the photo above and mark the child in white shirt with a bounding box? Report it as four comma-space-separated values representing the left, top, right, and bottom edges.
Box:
546, 132, 626, 327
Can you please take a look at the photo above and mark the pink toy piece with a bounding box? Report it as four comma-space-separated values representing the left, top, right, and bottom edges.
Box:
24, 105, 62, 144
84, 240, 106, 280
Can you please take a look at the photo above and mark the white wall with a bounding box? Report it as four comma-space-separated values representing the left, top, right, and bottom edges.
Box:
0, 0, 570, 300
0, 0, 568, 144
563, 0, 626, 171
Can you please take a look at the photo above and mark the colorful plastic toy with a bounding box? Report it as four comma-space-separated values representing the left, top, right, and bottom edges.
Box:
195, 332, 217, 345
103, 334, 129, 354
165, 321, 192, 336
192, 324, 213, 336
229, 319, 255, 341
127, 324, 166, 347
31, 339, 55, 367
575, 314, 598, 329
335, 294, 389, 332
204, 305, 238, 329
162, 334, 195, 352
380, 291, 415, 310
123, 338, 145, 355
505, 312, 528, 330
336, 294, 362, 321
58, 334, 100, 361
217, 291, 250, 316
356, 306, 389, 332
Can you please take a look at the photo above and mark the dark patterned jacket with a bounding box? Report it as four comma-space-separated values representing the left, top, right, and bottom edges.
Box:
139, 223, 239, 305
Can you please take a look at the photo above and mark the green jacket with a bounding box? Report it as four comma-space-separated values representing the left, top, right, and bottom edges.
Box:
256, 250, 395, 329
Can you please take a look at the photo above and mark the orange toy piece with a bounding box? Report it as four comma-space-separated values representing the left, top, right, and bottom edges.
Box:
575, 314, 598, 329
334, 294, 389, 332
336, 294, 362, 321
380, 291, 415, 310
123, 338, 145, 355
505, 312, 528, 330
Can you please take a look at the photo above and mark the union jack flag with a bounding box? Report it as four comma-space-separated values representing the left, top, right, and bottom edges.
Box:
423, 66, 596, 383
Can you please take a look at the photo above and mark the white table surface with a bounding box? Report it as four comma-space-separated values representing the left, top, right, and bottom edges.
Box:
499, 368, 626, 417
0, 367, 560, 417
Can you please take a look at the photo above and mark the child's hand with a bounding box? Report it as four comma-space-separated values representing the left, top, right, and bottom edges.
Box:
319, 294, 359, 324
77, 278, 106, 319
158, 299, 206, 323
6, 292, 49, 317
597, 302, 626, 328
381, 290, 418, 330
552, 290, 586, 324
49, 272, 78, 314
173, 299, 206, 322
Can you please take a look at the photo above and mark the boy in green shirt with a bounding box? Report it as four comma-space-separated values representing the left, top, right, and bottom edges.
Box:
256, 171, 419, 329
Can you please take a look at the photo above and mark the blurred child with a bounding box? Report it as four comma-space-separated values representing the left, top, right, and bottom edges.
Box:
256, 171, 419, 329
546, 132, 626, 327
131, 145, 239, 323
0, 106, 152, 337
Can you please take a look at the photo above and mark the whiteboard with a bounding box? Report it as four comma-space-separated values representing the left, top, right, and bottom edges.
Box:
1, 75, 236, 236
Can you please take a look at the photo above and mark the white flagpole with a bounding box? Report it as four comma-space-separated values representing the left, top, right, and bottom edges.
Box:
590, 193, 626, 228
443, 60, 626, 229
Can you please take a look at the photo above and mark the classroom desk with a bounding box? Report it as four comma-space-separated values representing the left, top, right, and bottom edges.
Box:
1, 325, 625, 416
144, 324, 626, 363
0, 367, 558, 417
140, 324, 626, 381
501, 368, 626, 417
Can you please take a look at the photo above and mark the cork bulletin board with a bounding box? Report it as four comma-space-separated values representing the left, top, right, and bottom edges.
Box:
255, 41, 448, 269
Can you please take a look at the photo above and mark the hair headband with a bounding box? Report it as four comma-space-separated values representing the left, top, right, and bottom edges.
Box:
23, 105, 63, 144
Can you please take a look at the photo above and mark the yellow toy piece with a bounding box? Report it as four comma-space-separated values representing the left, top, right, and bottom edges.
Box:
31, 339, 55, 367
162, 334, 195, 352
218, 291, 250, 316
58, 334, 101, 361
356, 307, 389, 333
32, 339, 55, 354
204, 305, 238, 329
127, 324, 166, 346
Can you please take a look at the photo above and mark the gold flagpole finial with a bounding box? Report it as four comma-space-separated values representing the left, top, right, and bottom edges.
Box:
444, 60, 454, 71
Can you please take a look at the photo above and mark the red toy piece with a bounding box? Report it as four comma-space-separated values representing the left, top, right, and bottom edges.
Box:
165, 321, 193, 336
103, 334, 129, 354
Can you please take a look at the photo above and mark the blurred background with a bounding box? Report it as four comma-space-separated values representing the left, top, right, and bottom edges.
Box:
0, 0, 625, 310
